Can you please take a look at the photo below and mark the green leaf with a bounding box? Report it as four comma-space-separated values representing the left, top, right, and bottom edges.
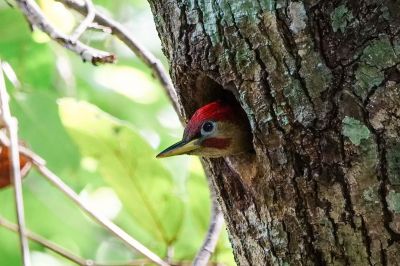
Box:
173, 169, 210, 260
11, 90, 81, 173
58, 99, 184, 250
0, 8, 56, 90
0, 173, 101, 263
173, 160, 235, 265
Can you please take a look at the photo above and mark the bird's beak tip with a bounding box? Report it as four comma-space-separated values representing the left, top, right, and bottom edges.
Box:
156, 148, 173, 159
156, 139, 200, 159
155, 152, 167, 158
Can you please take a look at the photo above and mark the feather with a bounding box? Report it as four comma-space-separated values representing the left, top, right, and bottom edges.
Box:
184, 101, 235, 139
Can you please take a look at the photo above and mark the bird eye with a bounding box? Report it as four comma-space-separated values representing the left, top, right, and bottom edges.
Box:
201, 121, 215, 135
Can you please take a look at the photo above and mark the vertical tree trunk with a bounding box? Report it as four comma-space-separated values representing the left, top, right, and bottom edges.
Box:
148, 0, 400, 264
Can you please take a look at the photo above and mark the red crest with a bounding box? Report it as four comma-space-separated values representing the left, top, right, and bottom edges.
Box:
184, 101, 234, 139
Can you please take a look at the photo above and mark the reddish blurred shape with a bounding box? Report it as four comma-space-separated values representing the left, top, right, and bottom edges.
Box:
0, 144, 31, 189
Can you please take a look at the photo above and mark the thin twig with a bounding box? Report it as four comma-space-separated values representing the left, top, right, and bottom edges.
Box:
0, 216, 89, 266
88, 23, 112, 34
193, 196, 224, 266
4, 0, 15, 8
54, 3, 226, 264
56, 0, 180, 115
0, 137, 169, 266
0, 216, 156, 266
0, 136, 223, 265
15, 0, 115, 65
0, 61, 31, 266
1, 61, 21, 88
37, 166, 169, 266
70, 0, 95, 42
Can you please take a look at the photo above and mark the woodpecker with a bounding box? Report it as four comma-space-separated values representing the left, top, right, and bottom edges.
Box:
157, 101, 252, 158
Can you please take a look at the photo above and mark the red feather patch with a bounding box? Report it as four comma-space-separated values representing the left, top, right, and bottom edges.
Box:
184, 101, 235, 139
202, 137, 231, 149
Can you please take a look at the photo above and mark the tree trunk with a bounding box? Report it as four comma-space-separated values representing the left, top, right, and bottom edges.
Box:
148, 0, 400, 265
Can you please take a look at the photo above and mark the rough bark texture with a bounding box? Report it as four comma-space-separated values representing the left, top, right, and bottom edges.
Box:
148, 0, 400, 265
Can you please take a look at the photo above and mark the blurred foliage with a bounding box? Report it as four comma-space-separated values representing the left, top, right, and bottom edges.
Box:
0, 0, 235, 265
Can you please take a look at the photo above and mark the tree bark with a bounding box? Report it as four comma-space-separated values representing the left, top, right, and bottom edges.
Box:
148, 0, 400, 265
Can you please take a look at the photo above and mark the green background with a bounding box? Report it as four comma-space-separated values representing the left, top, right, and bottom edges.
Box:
0, 0, 234, 265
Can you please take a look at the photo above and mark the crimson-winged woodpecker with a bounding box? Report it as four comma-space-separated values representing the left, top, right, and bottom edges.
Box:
157, 101, 252, 158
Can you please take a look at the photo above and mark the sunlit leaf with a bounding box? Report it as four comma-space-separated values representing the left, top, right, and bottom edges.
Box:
10, 91, 81, 173
31, 251, 65, 266
93, 65, 160, 104
59, 99, 185, 250
0, 172, 102, 264
173, 159, 235, 265
0, 9, 56, 90
39, 0, 75, 34
95, 238, 134, 263
0, 1, 235, 264
173, 168, 211, 260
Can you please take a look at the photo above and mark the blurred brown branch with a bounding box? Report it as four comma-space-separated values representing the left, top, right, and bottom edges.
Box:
0, 61, 31, 266
0, 216, 90, 266
193, 197, 224, 266
0, 216, 161, 266
69, 0, 95, 42
16, 0, 180, 113
54, 3, 225, 264
55, 0, 180, 115
15, 0, 115, 65
0, 215, 225, 266
8, 1, 225, 265
0, 133, 170, 266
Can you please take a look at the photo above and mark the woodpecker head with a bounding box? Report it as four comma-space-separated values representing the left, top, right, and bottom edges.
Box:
157, 101, 252, 158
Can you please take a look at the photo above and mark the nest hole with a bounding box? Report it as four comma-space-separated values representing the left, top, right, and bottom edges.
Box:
190, 75, 258, 185
191, 75, 243, 114
194, 75, 255, 147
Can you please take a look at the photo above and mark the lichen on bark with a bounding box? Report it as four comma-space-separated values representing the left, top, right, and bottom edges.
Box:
330, 4, 354, 33
341, 116, 371, 145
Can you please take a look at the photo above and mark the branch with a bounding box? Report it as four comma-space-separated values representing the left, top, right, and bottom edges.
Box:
15, 0, 116, 65
55, 0, 180, 114
0, 216, 89, 266
37, 166, 168, 266
193, 196, 224, 266
0, 216, 157, 266
69, 0, 95, 42
0, 136, 169, 266
0, 61, 31, 266
1, 61, 21, 88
